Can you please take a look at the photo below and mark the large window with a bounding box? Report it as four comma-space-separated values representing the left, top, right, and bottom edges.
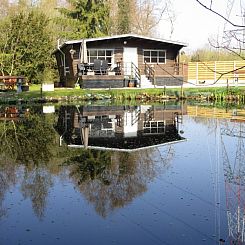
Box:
143, 50, 166, 64
87, 49, 113, 65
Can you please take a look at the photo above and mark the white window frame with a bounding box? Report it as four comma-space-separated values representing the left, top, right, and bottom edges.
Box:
87, 49, 114, 65
143, 49, 166, 64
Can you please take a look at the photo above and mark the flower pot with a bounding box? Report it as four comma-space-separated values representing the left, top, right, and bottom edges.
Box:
128, 81, 135, 87
21, 85, 29, 92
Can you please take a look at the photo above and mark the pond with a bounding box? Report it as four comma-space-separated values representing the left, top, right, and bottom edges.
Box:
0, 102, 244, 245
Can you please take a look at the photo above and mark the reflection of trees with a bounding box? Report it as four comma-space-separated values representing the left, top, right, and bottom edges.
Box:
0, 115, 56, 164
67, 149, 159, 217
0, 114, 58, 220
21, 167, 52, 219
67, 150, 112, 184
0, 158, 17, 218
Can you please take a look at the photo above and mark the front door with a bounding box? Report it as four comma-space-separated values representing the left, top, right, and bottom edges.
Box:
123, 47, 138, 77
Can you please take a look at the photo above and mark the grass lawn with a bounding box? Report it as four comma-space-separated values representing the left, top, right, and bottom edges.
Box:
1, 84, 245, 103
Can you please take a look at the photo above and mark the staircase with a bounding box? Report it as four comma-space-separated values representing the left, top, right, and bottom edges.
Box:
140, 75, 155, 88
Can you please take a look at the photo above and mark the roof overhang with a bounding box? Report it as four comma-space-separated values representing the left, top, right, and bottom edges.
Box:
54, 33, 188, 53
67, 138, 187, 153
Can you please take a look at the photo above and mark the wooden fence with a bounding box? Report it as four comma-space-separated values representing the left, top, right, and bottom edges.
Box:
187, 61, 245, 84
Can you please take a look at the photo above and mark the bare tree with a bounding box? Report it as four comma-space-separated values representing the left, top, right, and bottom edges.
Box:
108, 0, 175, 37
195, 0, 245, 58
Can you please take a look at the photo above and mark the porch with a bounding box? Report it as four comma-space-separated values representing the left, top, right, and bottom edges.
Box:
76, 61, 185, 88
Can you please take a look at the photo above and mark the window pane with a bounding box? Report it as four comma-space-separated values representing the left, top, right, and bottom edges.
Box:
158, 122, 164, 127
144, 51, 150, 56
98, 50, 105, 56
159, 57, 165, 63
106, 57, 112, 63
159, 51, 165, 57
106, 50, 112, 56
151, 122, 157, 127
90, 57, 96, 63
89, 50, 97, 56
144, 57, 150, 63
151, 57, 157, 63
151, 51, 157, 57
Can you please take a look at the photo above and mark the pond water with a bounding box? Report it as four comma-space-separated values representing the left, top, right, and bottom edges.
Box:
0, 102, 244, 245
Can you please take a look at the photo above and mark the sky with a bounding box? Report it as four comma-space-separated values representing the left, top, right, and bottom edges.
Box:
158, 0, 244, 51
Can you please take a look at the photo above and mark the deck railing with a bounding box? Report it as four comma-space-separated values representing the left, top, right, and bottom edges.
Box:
131, 62, 141, 82
144, 62, 155, 84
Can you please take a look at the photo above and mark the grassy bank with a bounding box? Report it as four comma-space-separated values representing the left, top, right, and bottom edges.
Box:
1, 84, 245, 104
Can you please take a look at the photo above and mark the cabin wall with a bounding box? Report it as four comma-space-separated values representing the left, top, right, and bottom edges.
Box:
87, 39, 181, 76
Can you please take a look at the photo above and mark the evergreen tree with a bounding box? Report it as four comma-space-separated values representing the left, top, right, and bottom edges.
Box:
58, 0, 110, 39
117, 0, 131, 34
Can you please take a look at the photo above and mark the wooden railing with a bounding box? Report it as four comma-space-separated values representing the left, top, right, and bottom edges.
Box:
131, 62, 141, 82
144, 62, 155, 84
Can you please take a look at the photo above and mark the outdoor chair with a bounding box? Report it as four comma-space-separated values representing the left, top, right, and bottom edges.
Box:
101, 60, 108, 75
93, 59, 102, 75
77, 63, 85, 76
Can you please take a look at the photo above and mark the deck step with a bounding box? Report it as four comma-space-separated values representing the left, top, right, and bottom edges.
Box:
140, 75, 155, 88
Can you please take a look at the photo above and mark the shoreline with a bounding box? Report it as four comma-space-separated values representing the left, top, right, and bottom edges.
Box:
1, 86, 245, 104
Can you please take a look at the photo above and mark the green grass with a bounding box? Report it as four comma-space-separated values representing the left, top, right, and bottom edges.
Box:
2, 85, 245, 103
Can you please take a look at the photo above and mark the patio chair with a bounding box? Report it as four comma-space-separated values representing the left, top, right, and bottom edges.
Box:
93, 59, 102, 75
101, 60, 108, 75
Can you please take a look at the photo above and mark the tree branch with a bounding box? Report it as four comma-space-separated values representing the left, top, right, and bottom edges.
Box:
195, 0, 245, 28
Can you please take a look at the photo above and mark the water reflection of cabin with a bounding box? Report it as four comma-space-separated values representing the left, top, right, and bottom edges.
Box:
54, 34, 187, 88
57, 104, 187, 151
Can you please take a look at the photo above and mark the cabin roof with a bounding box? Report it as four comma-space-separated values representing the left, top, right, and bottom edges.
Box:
67, 139, 187, 153
55, 33, 188, 52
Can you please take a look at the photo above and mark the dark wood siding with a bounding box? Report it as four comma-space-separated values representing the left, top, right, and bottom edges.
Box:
82, 77, 125, 88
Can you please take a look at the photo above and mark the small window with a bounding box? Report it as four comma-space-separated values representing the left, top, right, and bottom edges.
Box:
143, 50, 166, 64
87, 49, 113, 65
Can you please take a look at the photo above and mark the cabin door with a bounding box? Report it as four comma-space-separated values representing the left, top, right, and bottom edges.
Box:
123, 47, 138, 77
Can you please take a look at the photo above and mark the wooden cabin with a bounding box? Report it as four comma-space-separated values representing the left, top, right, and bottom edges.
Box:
54, 34, 187, 88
